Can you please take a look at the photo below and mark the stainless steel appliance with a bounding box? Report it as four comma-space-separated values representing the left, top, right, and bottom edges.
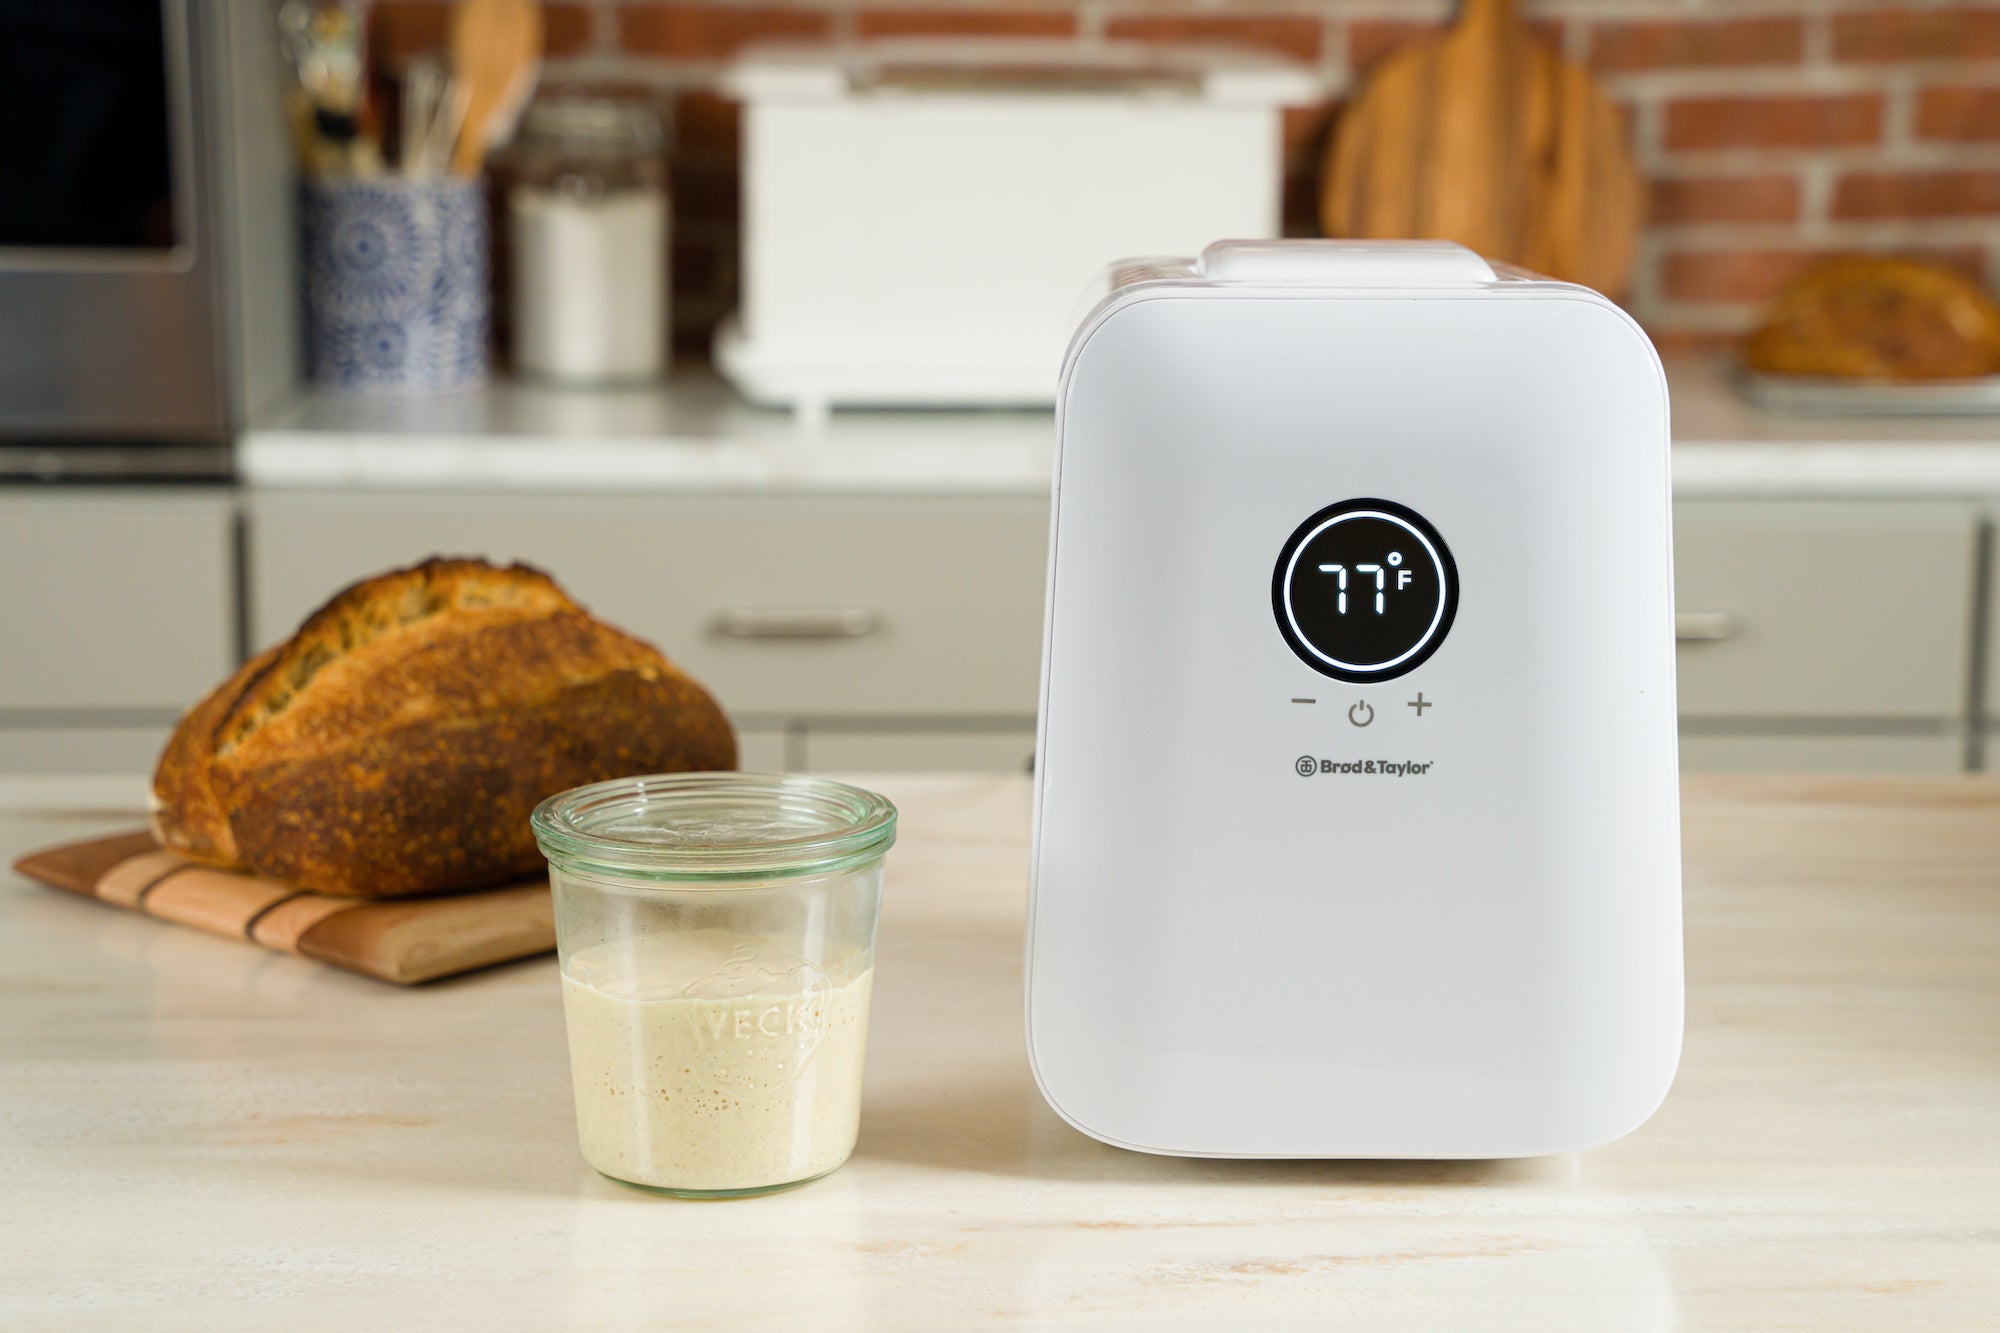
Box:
0, 0, 233, 480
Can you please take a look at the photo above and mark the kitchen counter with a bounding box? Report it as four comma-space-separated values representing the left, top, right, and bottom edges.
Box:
3, 774, 1996, 1329
240, 358, 2000, 499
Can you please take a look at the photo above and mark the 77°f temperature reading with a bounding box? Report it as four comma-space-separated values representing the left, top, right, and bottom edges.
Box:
1317, 550, 1413, 615
1275, 500, 1458, 683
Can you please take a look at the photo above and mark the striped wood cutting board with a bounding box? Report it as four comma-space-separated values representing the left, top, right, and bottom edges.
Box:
12, 830, 554, 985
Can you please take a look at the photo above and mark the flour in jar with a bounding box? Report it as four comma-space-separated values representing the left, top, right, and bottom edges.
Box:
560, 932, 874, 1193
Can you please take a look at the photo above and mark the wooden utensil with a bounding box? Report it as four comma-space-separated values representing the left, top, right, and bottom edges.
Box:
13, 830, 553, 985
1320, 0, 1644, 297
449, 0, 544, 176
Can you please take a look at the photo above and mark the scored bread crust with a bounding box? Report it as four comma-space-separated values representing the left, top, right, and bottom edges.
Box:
152, 643, 284, 868
152, 558, 736, 897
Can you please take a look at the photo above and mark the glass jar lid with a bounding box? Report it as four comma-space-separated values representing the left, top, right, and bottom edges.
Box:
517, 95, 665, 157
531, 772, 897, 883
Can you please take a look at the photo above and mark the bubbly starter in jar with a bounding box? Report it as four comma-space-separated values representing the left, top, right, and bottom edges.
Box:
560, 933, 873, 1192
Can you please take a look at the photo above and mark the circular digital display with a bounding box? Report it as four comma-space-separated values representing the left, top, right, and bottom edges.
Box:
1272, 498, 1457, 683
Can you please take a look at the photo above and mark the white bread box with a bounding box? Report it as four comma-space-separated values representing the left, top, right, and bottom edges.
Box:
718, 42, 1319, 415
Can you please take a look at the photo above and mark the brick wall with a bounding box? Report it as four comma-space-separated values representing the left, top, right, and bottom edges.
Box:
368, 0, 2000, 357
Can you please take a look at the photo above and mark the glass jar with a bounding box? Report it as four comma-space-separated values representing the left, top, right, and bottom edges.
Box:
506, 96, 669, 384
531, 773, 896, 1198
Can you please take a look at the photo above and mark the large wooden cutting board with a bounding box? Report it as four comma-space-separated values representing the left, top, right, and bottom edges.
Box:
12, 830, 553, 985
1320, 0, 1645, 297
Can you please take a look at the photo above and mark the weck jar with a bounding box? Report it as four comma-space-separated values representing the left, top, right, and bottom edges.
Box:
505, 95, 669, 384
531, 773, 895, 1198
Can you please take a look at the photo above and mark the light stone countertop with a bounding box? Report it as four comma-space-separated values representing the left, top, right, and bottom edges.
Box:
240, 358, 2000, 500
3, 773, 1997, 1329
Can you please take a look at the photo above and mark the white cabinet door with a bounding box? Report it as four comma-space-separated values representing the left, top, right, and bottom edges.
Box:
801, 725, 1036, 774
1674, 501, 1975, 721
1679, 732, 1965, 774
0, 490, 236, 711
247, 492, 1050, 719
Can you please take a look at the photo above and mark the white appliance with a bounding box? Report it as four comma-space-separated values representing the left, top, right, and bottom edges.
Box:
718, 42, 1318, 417
1026, 241, 1683, 1159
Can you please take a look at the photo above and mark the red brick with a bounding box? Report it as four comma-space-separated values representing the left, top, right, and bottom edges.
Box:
1833, 169, 2000, 220
670, 236, 724, 298
370, 1, 593, 64
1346, 19, 1433, 75
1663, 246, 1988, 304
1646, 329, 1743, 355
544, 4, 595, 57
1588, 17, 1802, 71
1833, 7, 2000, 62
1661, 249, 1829, 304
672, 91, 740, 151
669, 159, 740, 225
1917, 86, 2000, 142
1105, 15, 1322, 63
1283, 102, 1335, 162
854, 9, 1074, 40
1344, 17, 1564, 76
618, 4, 832, 60
1665, 94, 1882, 151
369, 1, 450, 68
1282, 171, 1317, 238
1649, 174, 1802, 226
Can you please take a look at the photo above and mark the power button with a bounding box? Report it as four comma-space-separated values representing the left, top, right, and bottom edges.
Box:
1348, 701, 1374, 727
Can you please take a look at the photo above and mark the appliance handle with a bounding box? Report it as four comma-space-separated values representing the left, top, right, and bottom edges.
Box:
1675, 611, 1739, 643
712, 608, 879, 640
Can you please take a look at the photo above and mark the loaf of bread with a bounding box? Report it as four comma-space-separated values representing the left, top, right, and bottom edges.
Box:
1742, 256, 2000, 381
152, 558, 736, 897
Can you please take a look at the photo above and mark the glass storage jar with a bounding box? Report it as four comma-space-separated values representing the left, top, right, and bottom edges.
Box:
531, 773, 896, 1198
506, 96, 669, 384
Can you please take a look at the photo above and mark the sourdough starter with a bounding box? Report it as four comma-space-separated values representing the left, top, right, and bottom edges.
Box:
560, 936, 873, 1192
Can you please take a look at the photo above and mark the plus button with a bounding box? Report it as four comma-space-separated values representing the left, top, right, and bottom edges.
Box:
1408, 694, 1432, 716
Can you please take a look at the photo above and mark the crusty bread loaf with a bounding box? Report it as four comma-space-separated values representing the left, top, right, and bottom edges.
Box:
152, 558, 736, 897
1743, 256, 2000, 381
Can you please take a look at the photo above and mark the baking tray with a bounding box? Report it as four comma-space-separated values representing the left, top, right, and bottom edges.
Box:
1733, 364, 2000, 416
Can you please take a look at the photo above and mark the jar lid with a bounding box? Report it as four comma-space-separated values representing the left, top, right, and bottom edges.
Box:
518, 96, 665, 153
531, 772, 897, 882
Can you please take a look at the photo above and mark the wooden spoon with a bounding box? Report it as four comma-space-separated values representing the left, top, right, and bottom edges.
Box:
448, 0, 543, 176
1320, 0, 1644, 297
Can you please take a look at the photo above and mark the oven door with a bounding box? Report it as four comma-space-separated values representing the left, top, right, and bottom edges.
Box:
0, 0, 226, 443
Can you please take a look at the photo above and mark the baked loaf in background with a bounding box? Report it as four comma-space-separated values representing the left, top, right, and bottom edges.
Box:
153, 558, 735, 897
1742, 256, 2000, 381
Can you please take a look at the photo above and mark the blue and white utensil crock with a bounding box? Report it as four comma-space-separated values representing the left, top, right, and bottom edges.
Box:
302, 177, 489, 394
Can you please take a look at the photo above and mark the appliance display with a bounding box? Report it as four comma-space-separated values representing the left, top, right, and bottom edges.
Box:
1026, 240, 1682, 1159
1272, 497, 1457, 682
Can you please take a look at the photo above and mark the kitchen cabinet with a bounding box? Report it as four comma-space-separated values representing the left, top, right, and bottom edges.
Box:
798, 723, 1037, 774
6, 376, 2000, 777
245, 491, 1048, 763
230, 490, 1984, 768
1673, 500, 1978, 770
1673, 500, 1976, 720
1677, 731, 1965, 774
0, 490, 236, 772
241, 490, 1990, 775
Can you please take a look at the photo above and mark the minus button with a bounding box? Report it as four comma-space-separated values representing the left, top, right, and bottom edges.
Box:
1291, 698, 1316, 704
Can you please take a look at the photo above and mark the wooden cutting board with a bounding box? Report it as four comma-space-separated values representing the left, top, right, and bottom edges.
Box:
12, 830, 553, 985
1320, 0, 1645, 297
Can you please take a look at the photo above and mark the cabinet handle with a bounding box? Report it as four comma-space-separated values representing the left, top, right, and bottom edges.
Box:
1675, 611, 1739, 643
712, 608, 879, 640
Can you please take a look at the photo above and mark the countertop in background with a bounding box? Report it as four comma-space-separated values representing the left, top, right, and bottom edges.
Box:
241, 357, 2000, 499
2, 773, 1996, 1329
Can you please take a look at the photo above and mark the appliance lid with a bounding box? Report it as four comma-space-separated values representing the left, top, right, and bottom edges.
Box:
726, 39, 1323, 107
